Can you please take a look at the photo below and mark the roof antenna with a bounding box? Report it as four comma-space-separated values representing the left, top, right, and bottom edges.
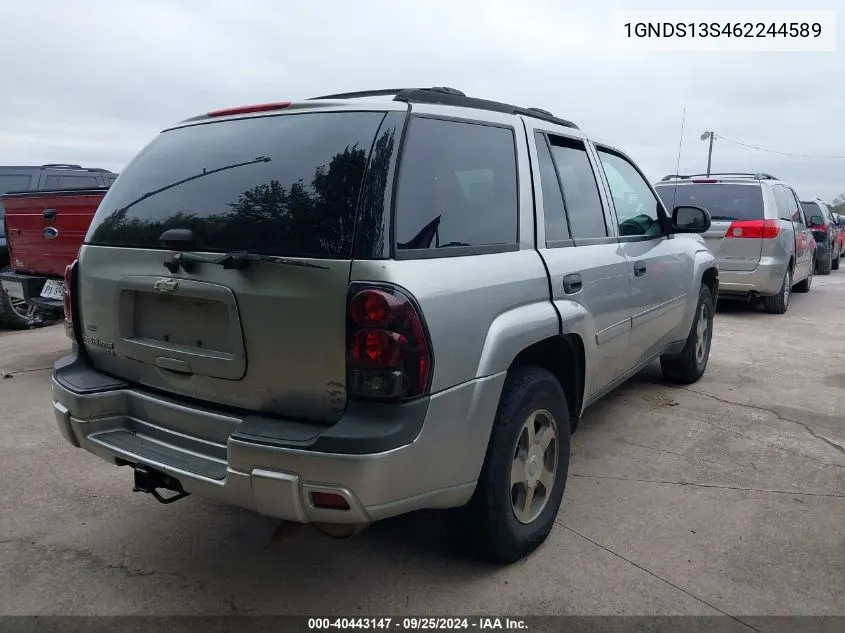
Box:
671, 107, 686, 213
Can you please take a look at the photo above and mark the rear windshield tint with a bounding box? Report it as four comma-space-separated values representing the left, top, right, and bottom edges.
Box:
655, 183, 764, 221
86, 111, 387, 258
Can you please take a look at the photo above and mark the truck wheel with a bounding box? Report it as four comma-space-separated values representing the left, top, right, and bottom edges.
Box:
763, 269, 791, 314
795, 263, 813, 293
660, 284, 714, 385
465, 366, 570, 564
818, 250, 832, 275
0, 267, 31, 330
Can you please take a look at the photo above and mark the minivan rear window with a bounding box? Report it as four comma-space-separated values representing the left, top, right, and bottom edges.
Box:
86, 111, 387, 258
655, 183, 764, 221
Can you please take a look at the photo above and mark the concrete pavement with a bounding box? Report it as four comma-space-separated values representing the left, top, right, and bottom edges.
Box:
0, 275, 842, 617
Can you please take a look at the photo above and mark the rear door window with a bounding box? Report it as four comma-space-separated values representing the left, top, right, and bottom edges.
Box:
656, 183, 764, 221
547, 136, 607, 240
87, 111, 387, 258
394, 116, 518, 251
0, 174, 33, 194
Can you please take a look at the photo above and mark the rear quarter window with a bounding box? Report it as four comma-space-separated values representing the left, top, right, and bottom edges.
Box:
86, 111, 387, 258
394, 116, 518, 252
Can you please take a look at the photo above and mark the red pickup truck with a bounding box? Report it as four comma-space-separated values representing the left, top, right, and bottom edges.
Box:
0, 187, 111, 327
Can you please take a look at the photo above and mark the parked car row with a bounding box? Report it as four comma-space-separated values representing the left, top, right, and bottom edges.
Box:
4, 87, 839, 564
653, 173, 841, 315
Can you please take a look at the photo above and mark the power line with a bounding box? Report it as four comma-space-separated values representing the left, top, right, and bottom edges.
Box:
715, 134, 845, 160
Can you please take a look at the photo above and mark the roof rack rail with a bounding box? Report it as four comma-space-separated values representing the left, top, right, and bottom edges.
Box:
660, 172, 778, 182
41, 163, 83, 169
307, 86, 579, 130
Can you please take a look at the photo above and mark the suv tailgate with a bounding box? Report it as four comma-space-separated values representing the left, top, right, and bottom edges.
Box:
656, 182, 764, 271
78, 108, 391, 423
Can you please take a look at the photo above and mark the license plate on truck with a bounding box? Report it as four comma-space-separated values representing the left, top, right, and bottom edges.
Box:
1, 279, 24, 301
40, 279, 65, 301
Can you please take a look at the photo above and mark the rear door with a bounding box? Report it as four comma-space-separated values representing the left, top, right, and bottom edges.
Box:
78, 108, 392, 423
655, 181, 765, 271
529, 128, 632, 396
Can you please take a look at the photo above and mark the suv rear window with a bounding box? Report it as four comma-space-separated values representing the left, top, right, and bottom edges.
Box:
655, 183, 764, 221
394, 116, 518, 250
86, 111, 387, 258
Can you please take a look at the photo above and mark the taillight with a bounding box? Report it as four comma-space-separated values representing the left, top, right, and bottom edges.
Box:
346, 285, 432, 401
63, 260, 75, 339
725, 219, 780, 239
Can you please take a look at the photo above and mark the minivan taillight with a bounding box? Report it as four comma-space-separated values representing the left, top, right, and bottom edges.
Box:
63, 260, 75, 340
725, 219, 780, 239
346, 285, 432, 401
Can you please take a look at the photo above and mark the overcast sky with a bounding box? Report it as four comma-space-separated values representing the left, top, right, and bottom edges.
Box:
1, 0, 843, 201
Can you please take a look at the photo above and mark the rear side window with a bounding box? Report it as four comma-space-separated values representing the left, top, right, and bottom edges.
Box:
394, 117, 518, 250
547, 136, 607, 239
0, 174, 32, 194
87, 111, 386, 257
656, 183, 764, 221
44, 174, 101, 189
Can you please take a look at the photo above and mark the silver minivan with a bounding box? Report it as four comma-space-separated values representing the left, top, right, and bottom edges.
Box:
654, 173, 815, 314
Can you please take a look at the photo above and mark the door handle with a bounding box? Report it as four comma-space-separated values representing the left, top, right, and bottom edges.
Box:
563, 273, 582, 294
634, 261, 647, 277
42, 208, 56, 220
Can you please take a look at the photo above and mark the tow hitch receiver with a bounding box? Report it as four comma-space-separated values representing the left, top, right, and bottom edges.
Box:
132, 465, 190, 504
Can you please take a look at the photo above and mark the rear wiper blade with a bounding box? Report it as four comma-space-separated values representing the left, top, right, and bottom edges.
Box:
708, 215, 737, 221
164, 250, 329, 273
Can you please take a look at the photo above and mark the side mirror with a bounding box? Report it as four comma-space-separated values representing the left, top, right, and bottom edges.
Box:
809, 215, 825, 227
671, 205, 711, 233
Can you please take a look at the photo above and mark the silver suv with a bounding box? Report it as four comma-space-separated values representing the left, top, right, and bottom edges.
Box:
52, 87, 718, 563
654, 173, 815, 314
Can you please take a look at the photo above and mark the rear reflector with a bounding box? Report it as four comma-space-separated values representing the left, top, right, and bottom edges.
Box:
725, 219, 780, 239
310, 492, 350, 510
207, 102, 292, 117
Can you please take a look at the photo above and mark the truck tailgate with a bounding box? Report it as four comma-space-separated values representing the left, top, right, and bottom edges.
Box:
1, 188, 108, 277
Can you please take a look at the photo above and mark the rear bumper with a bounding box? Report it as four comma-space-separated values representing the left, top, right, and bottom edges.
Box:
717, 258, 790, 297
51, 352, 505, 524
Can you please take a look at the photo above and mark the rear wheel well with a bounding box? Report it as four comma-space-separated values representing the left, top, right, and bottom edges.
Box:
510, 335, 585, 432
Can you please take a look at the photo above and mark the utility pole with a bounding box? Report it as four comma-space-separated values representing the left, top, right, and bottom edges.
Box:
701, 131, 715, 176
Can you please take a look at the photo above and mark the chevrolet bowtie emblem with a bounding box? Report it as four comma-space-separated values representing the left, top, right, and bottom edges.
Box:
153, 278, 179, 293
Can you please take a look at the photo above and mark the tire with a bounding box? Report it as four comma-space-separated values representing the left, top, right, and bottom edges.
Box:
660, 284, 714, 385
465, 366, 571, 564
832, 252, 840, 271
763, 268, 791, 314
0, 266, 30, 330
795, 261, 813, 293
818, 249, 832, 275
